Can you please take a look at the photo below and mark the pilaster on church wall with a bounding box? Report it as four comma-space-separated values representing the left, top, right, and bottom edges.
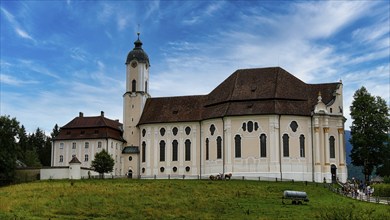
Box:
269, 115, 279, 165
201, 119, 224, 174
224, 118, 232, 171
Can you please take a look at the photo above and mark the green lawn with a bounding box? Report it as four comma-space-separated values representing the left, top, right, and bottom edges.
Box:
0, 179, 389, 219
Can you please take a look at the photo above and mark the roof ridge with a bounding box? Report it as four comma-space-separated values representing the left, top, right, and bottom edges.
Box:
224, 70, 240, 115
274, 68, 280, 112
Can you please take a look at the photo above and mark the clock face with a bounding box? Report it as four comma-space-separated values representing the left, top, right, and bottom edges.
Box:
131, 61, 137, 68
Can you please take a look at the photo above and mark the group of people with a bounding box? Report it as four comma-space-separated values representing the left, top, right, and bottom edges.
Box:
341, 177, 375, 198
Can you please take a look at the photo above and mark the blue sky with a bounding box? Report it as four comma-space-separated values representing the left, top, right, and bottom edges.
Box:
1, 0, 389, 134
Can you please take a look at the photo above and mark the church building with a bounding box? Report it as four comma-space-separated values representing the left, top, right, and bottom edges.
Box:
50, 34, 347, 183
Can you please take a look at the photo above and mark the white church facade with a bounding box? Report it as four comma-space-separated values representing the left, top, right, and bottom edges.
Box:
47, 34, 347, 183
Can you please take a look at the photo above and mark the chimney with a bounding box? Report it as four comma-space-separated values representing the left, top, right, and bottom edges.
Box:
101, 111, 104, 117
79, 112, 83, 117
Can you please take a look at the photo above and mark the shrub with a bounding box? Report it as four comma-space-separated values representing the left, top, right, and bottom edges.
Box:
372, 183, 390, 197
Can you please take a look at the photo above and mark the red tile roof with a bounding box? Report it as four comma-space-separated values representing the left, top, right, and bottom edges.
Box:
54, 115, 124, 141
138, 67, 340, 125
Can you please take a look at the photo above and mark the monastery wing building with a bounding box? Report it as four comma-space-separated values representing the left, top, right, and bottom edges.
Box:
51, 34, 347, 183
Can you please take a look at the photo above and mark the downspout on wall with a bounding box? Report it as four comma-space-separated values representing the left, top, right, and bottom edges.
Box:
199, 121, 202, 179
311, 112, 315, 182
222, 117, 225, 175
279, 115, 282, 180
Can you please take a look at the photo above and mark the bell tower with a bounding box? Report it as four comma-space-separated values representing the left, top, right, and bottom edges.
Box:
123, 33, 150, 147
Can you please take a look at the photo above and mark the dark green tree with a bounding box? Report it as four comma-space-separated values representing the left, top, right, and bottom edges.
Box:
350, 87, 390, 183
0, 116, 20, 185
25, 128, 44, 167
90, 150, 114, 178
51, 124, 60, 139
17, 125, 28, 161
376, 141, 390, 177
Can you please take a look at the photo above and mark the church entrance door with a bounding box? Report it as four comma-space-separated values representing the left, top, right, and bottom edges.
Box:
331, 164, 337, 183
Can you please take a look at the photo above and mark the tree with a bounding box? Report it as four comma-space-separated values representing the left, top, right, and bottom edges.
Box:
90, 150, 114, 178
376, 141, 390, 177
0, 116, 20, 185
51, 124, 60, 139
350, 87, 390, 183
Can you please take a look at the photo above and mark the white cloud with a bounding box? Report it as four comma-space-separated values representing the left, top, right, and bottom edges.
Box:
0, 74, 38, 86
145, 0, 160, 20
19, 60, 60, 79
1, 7, 35, 42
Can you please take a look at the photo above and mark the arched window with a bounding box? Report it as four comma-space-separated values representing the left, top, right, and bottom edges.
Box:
235, 135, 241, 158
159, 140, 166, 162
172, 140, 178, 161
142, 141, 146, 162
217, 136, 222, 159
132, 79, 136, 92
290, 121, 298, 132
300, 135, 305, 157
329, 136, 335, 158
185, 139, 191, 161
260, 134, 267, 157
206, 138, 209, 160
185, 126, 191, 135
172, 127, 178, 136
242, 123, 246, 131
247, 121, 254, 132
283, 134, 289, 157
59, 155, 63, 162
160, 128, 166, 136
210, 124, 215, 135
254, 122, 259, 131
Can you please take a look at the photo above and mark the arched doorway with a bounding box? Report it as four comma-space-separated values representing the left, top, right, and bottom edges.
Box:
127, 167, 133, 179
331, 164, 337, 183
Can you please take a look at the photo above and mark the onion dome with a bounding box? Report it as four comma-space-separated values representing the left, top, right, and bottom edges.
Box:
125, 33, 150, 66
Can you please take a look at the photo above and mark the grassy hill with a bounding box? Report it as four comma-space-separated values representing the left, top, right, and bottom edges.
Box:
1, 179, 389, 219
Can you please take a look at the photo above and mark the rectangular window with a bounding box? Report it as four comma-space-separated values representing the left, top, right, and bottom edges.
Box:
59, 155, 63, 162
84, 154, 88, 162
98, 142, 102, 148
72, 142, 76, 149
217, 137, 222, 159
283, 134, 289, 157
60, 143, 64, 149
300, 135, 305, 158
329, 136, 335, 158
172, 140, 178, 161
206, 139, 209, 160
85, 142, 89, 149
260, 134, 267, 158
235, 135, 241, 158
142, 142, 146, 162
160, 141, 165, 162
185, 140, 191, 161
